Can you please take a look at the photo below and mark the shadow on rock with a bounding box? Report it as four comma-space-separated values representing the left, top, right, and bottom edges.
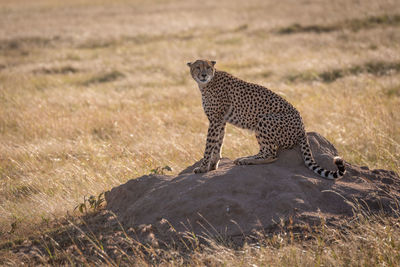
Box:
106, 132, 400, 238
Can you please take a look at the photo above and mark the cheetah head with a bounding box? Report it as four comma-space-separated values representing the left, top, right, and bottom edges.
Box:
187, 59, 216, 86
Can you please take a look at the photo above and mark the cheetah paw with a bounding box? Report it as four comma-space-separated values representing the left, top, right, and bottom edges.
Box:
234, 156, 277, 165
234, 158, 252, 165
193, 166, 207, 173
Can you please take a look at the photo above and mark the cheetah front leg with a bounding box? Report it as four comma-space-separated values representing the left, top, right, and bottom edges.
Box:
208, 122, 226, 171
194, 120, 226, 173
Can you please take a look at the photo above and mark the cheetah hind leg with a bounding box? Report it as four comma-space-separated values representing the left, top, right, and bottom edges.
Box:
234, 128, 279, 165
234, 153, 277, 165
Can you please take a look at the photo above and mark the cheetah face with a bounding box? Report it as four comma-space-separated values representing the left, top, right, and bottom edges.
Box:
187, 59, 216, 86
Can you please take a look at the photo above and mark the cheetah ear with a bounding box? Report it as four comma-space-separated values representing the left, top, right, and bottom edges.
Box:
211, 60, 216, 66
186, 62, 192, 67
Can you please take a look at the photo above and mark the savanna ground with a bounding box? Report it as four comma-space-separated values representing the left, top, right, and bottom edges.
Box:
0, 0, 400, 265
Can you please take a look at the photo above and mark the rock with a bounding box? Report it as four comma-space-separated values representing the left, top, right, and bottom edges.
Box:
105, 132, 400, 238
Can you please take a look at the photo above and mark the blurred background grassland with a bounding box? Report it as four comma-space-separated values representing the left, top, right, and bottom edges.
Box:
0, 0, 399, 249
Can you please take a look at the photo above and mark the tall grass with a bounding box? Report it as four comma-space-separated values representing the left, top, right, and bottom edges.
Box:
2, 205, 400, 266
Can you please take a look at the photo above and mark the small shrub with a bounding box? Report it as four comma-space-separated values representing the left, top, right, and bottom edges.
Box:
34, 66, 79, 75
150, 165, 173, 175
277, 14, 400, 35
286, 61, 400, 83
82, 70, 125, 85
74, 192, 105, 215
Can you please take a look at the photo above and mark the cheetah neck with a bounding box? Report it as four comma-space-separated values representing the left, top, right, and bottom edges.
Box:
197, 82, 208, 93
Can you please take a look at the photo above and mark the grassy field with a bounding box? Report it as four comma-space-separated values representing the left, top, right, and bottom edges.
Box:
1, 0, 400, 265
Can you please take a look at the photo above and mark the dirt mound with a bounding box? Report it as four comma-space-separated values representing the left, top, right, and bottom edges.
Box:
106, 132, 400, 237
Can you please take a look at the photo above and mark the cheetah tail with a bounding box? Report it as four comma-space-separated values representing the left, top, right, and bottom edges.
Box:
299, 136, 346, 180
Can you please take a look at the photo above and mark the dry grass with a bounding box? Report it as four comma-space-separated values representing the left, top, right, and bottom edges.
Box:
1, 207, 400, 266
1, 0, 400, 265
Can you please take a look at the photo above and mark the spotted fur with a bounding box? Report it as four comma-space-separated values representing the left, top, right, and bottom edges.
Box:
187, 59, 346, 180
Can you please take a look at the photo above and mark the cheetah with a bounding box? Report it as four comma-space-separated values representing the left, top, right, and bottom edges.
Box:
187, 59, 345, 180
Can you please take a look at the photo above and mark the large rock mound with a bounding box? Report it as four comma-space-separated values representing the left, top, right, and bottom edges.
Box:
106, 132, 400, 237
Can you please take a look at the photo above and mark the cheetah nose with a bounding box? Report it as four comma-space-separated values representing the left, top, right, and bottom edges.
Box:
201, 74, 207, 78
